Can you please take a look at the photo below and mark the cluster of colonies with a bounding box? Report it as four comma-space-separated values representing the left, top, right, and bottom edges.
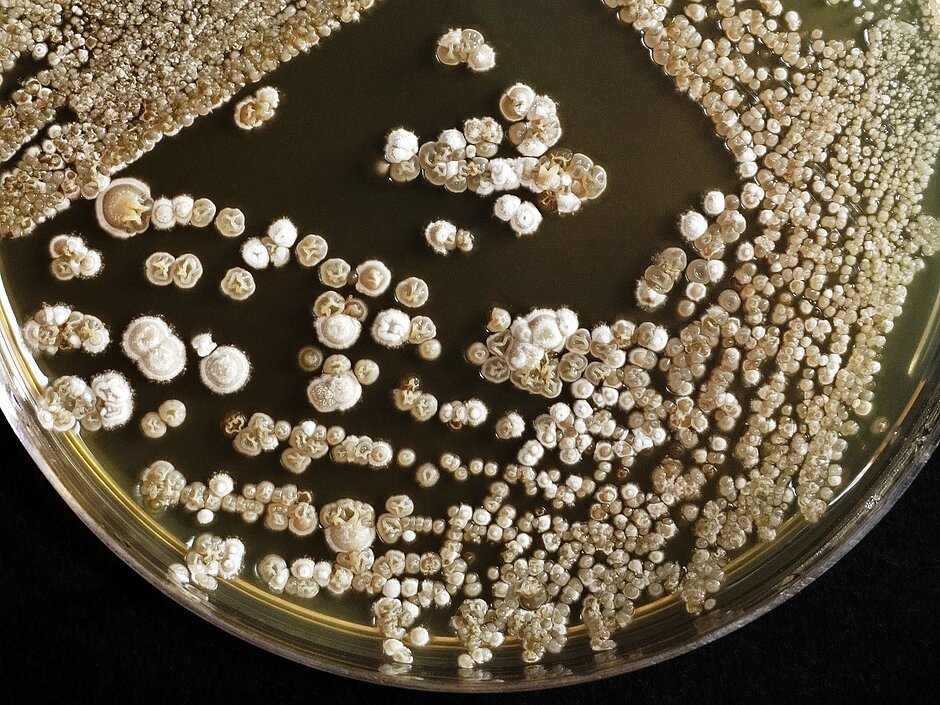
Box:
383, 81, 608, 243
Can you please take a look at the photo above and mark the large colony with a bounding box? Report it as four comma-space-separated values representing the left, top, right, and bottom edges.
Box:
3, 0, 940, 674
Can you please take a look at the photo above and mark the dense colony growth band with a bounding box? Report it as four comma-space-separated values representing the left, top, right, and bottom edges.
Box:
3, 0, 940, 673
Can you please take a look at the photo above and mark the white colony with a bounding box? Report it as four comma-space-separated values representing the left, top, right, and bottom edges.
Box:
385, 128, 420, 164
372, 309, 413, 348
121, 316, 186, 382
199, 344, 251, 395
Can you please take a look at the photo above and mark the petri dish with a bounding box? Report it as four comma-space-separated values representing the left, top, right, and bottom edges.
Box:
1, 0, 939, 691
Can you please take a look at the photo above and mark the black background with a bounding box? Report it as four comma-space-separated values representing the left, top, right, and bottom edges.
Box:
1, 415, 936, 704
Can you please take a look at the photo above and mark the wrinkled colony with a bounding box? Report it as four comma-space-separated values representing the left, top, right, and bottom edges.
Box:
3, 0, 940, 675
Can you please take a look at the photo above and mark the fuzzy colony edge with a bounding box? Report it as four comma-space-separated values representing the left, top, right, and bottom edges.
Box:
2, 0, 940, 673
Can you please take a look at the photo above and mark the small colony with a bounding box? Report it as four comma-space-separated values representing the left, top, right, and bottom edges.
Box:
140, 399, 187, 439
436, 28, 496, 73
234, 86, 280, 130
48, 234, 102, 281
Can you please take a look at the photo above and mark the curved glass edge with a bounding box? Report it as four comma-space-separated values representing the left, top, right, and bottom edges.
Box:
2, 265, 939, 692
